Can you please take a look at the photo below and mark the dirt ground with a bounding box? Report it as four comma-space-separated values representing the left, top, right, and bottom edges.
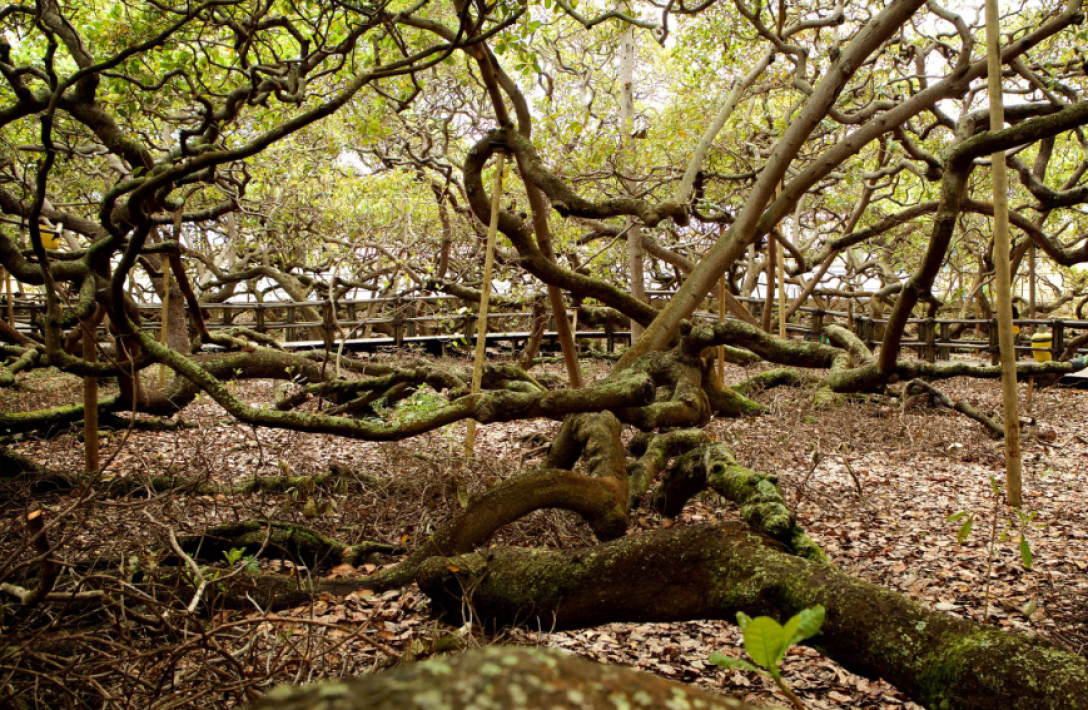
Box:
3, 352, 1087, 709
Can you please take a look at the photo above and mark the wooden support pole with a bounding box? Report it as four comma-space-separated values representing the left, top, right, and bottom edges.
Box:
1028, 240, 1036, 319
547, 291, 582, 387
925, 317, 937, 364
158, 261, 170, 389
776, 234, 787, 339
717, 276, 727, 381
847, 286, 855, 333
82, 317, 99, 474
3, 266, 12, 326
465, 151, 506, 457
762, 233, 776, 333
984, 0, 1023, 507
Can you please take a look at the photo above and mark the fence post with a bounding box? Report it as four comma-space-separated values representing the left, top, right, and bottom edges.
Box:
1052, 319, 1065, 361
393, 298, 404, 348
285, 306, 296, 342
605, 322, 615, 353
938, 321, 951, 361
255, 304, 266, 334
810, 308, 824, 340
989, 318, 999, 365
322, 299, 334, 351
925, 317, 937, 363
407, 301, 418, 338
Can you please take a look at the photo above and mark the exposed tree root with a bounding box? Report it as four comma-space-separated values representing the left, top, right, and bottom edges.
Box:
905, 379, 1005, 439
627, 428, 709, 507
417, 523, 1088, 710
652, 444, 822, 559
178, 520, 401, 570
33, 469, 344, 498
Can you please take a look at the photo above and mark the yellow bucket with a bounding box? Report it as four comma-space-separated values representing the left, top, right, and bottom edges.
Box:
40, 230, 60, 250
1031, 332, 1052, 362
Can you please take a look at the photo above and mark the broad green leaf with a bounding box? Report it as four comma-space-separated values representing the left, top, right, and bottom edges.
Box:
946, 511, 968, 522
778, 615, 802, 664
789, 606, 825, 646
736, 611, 753, 632
740, 615, 786, 675
1020, 534, 1033, 570
708, 653, 763, 675
957, 515, 974, 545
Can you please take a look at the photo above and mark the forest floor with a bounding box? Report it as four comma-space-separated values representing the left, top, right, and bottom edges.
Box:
4, 351, 1088, 709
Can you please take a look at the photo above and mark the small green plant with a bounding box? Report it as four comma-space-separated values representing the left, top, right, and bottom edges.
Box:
947, 475, 1042, 621
394, 388, 447, 421
710, 605, 824, 710
223, 547, 259, 573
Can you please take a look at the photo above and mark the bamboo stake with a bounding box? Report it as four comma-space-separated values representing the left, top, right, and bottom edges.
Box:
1028, 240, 1036, 319
762, 232, 776, 333
777, 233, 787, 339
4, 267, 12, 326
465, 151, 506, 457
82, 317, 99, 474
984, 0, 1023, 507
159, 263, 170, 389
717, 275, 726, 381
548, 287, 582, 388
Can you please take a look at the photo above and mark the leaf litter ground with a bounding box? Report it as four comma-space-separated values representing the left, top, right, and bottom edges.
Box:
4, 354, 1087, 709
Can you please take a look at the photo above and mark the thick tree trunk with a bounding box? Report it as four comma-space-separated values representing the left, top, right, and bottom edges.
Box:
253, 647, 759, 710
416, 523, 1088, 710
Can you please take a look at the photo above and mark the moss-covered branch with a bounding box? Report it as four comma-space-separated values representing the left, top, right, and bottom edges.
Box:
178, 520, 401, 570
652, 443, 821, 559
254, 647, 759, 710
417, 524, 1088, 710
133, 328, 655, 441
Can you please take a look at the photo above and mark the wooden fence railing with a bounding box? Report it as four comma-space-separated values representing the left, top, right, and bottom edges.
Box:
4, 292, 1087, 361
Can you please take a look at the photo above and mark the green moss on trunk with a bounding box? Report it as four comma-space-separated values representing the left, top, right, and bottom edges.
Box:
416, 524, 1088, 710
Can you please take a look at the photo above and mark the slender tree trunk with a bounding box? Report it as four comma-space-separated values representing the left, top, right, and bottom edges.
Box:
159, 260, 171, 389
762, 234, 776, 333
717, 276, 726, 381
82, 317, 99, 474
1029, 240, 1036, 318
465, 152, 505, 456
777, 233, 787, 338
3, 267, 12, 326
619, 27, 646, 341
984, 0, 1023, 507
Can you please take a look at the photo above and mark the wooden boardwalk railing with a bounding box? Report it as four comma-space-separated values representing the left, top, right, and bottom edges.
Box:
4, 292, 1087, 361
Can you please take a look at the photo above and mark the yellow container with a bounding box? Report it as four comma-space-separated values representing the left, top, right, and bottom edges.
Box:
40, 230, 60, 250
1031, 332, 1052, 362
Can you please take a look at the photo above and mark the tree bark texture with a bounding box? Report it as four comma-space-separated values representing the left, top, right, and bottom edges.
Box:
253, 647, 758, 710
416, 523, 1088, 710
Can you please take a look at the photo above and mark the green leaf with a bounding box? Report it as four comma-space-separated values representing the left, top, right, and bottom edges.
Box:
946, 511, 968, 522
736, 611, 752, 632
957, 514, 974, 545
708, 653, 764, 675
789, 605, 825, 646
778, 615, 802, 664
1020, 534, 1033, 570
740, 616, 786, 675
